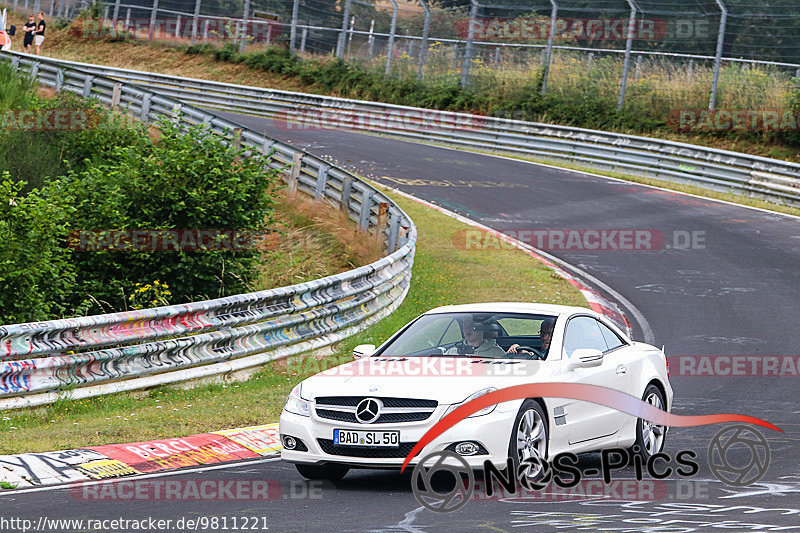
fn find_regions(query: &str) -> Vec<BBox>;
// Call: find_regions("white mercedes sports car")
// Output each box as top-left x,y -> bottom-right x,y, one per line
280,303 -> 672,481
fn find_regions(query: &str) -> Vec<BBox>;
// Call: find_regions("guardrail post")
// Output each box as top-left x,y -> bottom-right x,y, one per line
617,0 -> 637,111
358,189 -> 373,230
460,0 -> 478,90
82,75 -> 94,97
387,211 -> 400,253
149,0 -> 159,41
300,27 -> 307,54
336,0 -> 352,58
171,102 -> 182,123
30,62 -> 39,81
203,19 -> 209,40
265,23 -> 273,49
315,165 -> 330,200
289,0 -> 300,51
688,58 -> 694,81
191,0 -> 201,44
239,0 -> 250,52
416,0 -> 430,81
261,137 -> 275,155
288,152 -> 302,194
54,68 -> 64,92
232,127 -> 242,151
11,56 -> 19,70
634,54 -> 642,80
541,0 -> 557,96
112,82 -> 122,111
125,9 -> 131,30
376,202 -> 389,239
709,0 -> 728,110
340,177 -> 353,213
140,93 -> 151,120
385,0 -> 398,75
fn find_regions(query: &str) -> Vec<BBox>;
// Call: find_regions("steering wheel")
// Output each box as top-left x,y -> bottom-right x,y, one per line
510,345 -> 543,360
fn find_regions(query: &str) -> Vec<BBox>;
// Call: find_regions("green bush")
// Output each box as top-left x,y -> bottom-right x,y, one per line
0,61 -> 38,110
0,177 -> 76,324
65,118 -> 281,312
0,91 -> 140,193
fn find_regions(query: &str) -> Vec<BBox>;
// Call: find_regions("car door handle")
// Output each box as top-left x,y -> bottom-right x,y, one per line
616,364 -> 628,374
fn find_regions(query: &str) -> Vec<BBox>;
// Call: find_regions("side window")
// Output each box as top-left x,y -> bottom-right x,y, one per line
563,316 -> 608,358
439,318 -> 463,345
597,320 -> 626,352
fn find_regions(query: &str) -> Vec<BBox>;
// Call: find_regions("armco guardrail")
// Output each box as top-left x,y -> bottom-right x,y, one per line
0,51 -> 416,410
37,57 -> 800,207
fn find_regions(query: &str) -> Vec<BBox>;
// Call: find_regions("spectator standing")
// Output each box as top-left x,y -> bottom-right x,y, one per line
23,14 -> 36,53
34,12 -> 45,55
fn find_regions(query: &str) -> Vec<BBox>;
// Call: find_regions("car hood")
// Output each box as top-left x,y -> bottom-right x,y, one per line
301,356 -> 543,404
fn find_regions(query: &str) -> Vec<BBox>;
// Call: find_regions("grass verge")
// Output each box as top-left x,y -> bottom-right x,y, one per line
0,189 -> 584,454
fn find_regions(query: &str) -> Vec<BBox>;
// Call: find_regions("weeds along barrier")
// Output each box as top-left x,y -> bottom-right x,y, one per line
16,53 -> 800,206
0,50 -> 416,410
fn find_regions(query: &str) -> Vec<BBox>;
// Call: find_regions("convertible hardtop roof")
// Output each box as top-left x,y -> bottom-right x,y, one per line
424,302 -> 592,317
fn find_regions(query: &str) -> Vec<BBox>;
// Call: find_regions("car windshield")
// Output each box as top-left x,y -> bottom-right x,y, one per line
374,312 -> 557,360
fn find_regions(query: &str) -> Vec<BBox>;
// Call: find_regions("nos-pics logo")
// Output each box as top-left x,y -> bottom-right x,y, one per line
411,424 -> 771,513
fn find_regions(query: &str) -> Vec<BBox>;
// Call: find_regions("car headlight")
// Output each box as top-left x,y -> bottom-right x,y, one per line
441,387 -> 498,419
284,383 -> 310,417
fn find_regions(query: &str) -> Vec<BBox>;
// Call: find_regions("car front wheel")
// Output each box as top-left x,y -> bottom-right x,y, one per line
509,400 -> 549,486
633,384 -> 667,460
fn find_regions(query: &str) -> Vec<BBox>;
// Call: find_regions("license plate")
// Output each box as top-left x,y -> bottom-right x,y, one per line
333,429 -> 400,447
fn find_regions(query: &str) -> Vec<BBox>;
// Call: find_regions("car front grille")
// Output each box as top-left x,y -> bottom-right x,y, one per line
314,396 -> 438,425
315,397 -> 438,408
317,439 -> 416,458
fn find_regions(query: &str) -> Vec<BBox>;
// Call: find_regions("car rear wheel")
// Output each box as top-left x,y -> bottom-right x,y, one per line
509,400 -> 549,486
633,384 -> 667,460
295,463 -> 350,481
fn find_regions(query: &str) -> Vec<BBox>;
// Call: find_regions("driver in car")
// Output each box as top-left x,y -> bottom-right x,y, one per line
445,315 -> 506,357
507,318 -> 554,358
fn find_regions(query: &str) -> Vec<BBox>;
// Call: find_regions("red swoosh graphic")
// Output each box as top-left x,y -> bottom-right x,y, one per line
400,383 -> 780,472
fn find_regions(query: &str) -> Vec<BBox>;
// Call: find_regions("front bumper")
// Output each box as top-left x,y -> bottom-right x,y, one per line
280,403 -> 517,470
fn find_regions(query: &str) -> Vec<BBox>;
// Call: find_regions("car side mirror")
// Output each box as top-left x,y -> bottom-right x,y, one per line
353,344 -> 376,359
568,348 -> 604,370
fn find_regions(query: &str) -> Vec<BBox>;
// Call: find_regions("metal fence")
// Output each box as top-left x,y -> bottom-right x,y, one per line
5,0 -> 797,111
28,54 -> 800,206
0,50 -> 417,410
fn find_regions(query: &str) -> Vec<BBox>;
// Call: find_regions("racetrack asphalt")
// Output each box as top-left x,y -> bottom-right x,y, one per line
3,112 -> 799,532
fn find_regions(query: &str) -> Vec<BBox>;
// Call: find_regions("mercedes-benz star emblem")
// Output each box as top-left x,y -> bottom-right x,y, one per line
355,398 -> 382,424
